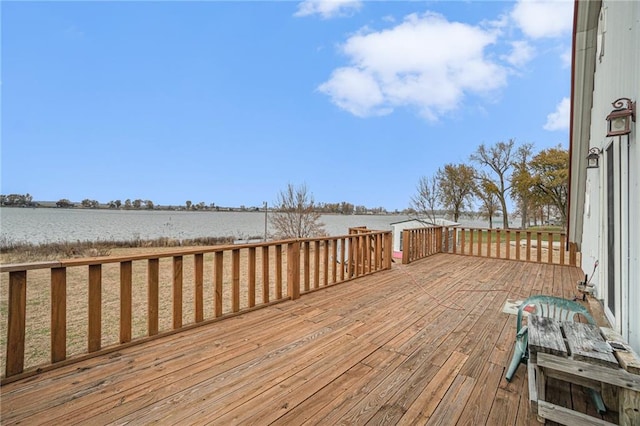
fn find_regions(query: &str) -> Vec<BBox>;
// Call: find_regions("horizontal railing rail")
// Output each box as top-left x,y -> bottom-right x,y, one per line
1,230 -> 392,382
401,226 -> 579,267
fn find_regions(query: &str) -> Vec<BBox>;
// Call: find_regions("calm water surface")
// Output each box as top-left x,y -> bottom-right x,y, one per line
1,208 -> 415,244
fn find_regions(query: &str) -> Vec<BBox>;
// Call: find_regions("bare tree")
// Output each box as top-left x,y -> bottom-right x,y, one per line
470,139 -> 515,229
270,183 -> 326,239
437,164 -> 476,222
410,175 -> 439,223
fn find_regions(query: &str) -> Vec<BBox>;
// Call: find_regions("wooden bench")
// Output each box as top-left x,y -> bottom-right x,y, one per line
527,316 -> 640,425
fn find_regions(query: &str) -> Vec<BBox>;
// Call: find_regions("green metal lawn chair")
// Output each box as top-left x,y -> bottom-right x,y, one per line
504,295 -> 606,413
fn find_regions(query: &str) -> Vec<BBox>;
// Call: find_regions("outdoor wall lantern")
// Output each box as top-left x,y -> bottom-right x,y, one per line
586,147 -> 601,169
605,97 -> 636,136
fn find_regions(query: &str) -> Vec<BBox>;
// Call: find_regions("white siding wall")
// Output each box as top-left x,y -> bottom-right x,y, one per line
581,1 -> 639,350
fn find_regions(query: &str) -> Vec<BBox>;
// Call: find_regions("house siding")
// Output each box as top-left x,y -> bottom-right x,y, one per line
576,0 -> 639,351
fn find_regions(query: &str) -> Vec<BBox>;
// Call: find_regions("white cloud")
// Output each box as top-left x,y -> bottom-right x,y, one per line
544,97 -> 570,131
294,0 -> 363,19
511,0 -> 574,39
318,12 -> 507,120
502,40 -> 535,67
317,68 -> 390,117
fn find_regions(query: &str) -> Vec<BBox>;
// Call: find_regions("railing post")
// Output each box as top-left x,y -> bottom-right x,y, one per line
536,233 -> 543,263
340,238 -> 346,279
51,267 -> 67,363
173,256 -> 183,329
505,230 -> 511,260
232,249 -> 240,312
275,245 -> 283,299
384,232 -> 392,270
262,246 -> 270,303
303,241 -> 310,291
569,242 -> 578,267
323,240 -> 329,284
374,234 -> 381,271
444,227 -> 450,253
214,251 -> 224,317
89,264 -> 103,351
452,228 -> 458,254
147,259 -> 159,336
332,239 -> 339,281
402,229 -> 410,264
120,261 -> 132,343
194,254 -> 204,322
287,241 -> 300,300
6,270 -> 27,377
314,241 -> 320,289
248,247 -> 256,308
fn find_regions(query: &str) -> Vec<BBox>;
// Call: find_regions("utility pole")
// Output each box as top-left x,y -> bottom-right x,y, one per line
264,201 -> 268,242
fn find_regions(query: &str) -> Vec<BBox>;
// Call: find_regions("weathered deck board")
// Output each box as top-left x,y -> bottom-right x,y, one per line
1,254 -> 605,425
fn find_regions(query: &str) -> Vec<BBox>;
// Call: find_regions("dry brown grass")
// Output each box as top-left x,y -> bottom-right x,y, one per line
0,243 -> 340,376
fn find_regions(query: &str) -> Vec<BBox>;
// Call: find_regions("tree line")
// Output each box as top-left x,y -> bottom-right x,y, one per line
268,140 -> 570,240
5,139 -> 568,242
410,139 -> 568,229
1,194 -> 393,215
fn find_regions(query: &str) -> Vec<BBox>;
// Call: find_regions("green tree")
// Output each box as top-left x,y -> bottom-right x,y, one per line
270,183 -> 326,239
56,199 -> 73,208
185,200 -> 192,210
530,146 -> 569,227
470,139 -> 516,229
510,143 -> 535,229
475,180 -> 501,228
340,201 -> 354,215
437,164 -> 476,222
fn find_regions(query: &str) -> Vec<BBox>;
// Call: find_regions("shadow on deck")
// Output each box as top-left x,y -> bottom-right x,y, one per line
1,254 -> 611,425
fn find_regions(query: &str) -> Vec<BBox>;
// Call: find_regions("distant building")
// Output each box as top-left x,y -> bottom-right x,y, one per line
390,218 -> 460,259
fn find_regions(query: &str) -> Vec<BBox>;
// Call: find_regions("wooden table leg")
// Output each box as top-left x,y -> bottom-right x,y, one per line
619,388 -> 640,426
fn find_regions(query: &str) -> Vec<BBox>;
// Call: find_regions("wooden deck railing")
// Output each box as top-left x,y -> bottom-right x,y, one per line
401,226 -> 443,264
401,226 -> 579,266
1,230 -> 392,382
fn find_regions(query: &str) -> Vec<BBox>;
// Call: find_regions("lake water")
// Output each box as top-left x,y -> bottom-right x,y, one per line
0,208 -> 495,245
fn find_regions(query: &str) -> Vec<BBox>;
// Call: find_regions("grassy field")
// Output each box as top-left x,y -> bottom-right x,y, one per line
0,235 -> 242,264
0,240 -> 333,376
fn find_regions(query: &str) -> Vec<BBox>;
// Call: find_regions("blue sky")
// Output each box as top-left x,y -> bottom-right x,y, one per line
1,0 -> 573,211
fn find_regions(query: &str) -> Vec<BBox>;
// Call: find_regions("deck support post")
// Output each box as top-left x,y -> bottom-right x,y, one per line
287,241 -> 300,300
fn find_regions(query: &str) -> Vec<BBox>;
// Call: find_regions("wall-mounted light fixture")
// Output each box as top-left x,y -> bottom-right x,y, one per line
606,97 -> 636,136
586,147 -> 601,169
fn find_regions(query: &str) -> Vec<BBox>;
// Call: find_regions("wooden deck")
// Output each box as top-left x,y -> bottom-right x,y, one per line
1,254 -> 612,425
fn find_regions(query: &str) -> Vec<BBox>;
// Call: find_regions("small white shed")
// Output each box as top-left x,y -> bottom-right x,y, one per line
390,218 -> 460,259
